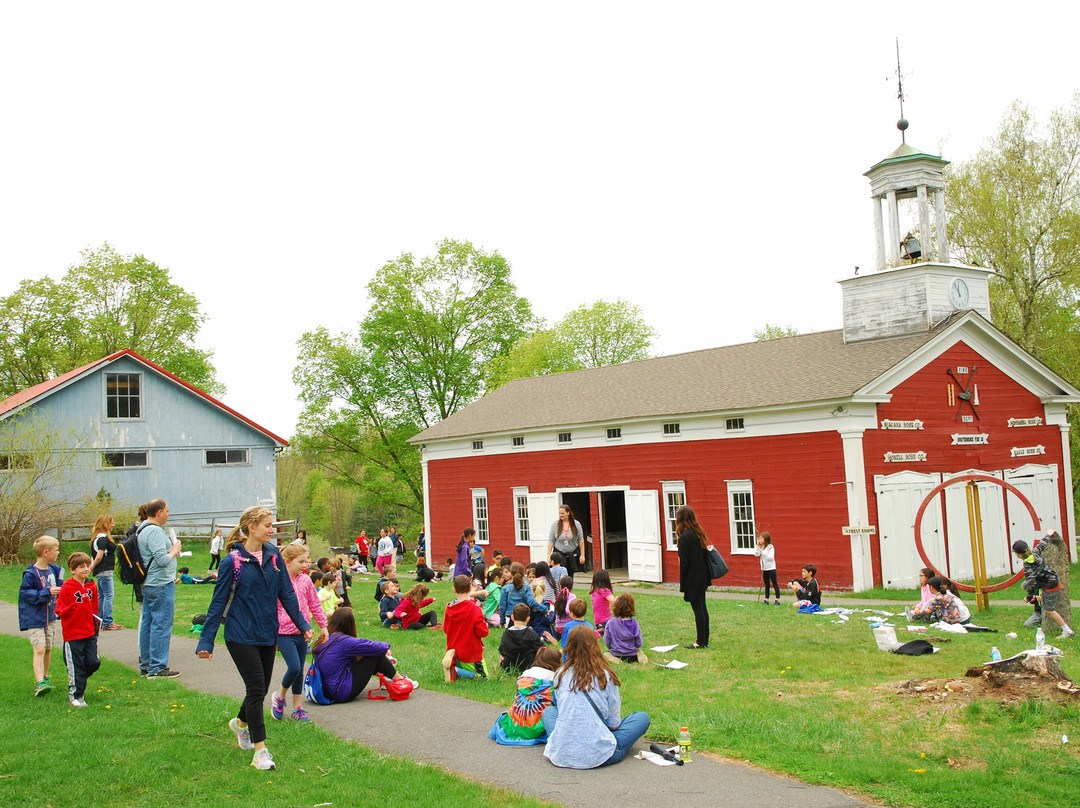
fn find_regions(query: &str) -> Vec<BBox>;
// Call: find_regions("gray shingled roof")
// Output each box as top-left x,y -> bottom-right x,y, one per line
412,329 -> 938,442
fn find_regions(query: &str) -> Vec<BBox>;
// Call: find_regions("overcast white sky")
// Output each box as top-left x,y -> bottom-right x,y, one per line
3,2 -> 1079,439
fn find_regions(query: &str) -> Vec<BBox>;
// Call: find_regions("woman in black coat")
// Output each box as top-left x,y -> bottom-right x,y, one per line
677,505 -> 711,649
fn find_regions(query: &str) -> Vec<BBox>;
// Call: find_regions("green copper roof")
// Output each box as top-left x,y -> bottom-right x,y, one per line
865,142 -> 949,175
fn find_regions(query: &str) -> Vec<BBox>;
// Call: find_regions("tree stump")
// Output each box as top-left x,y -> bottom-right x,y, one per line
966,652 -> 1071,681
1039,534 -> 1072,633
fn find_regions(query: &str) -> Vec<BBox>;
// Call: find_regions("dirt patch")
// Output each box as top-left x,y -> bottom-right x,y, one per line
895,654 -> 1080,706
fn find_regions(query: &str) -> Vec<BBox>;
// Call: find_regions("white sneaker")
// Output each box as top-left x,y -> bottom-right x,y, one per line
1062,626 -> 1075,638
229,717 -> 255,750
69,697 -> 88,708
251,748 -> 276,770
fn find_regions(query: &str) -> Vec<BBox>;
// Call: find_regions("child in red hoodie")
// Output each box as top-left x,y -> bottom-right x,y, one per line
55,552 -> 101,707
442,574 -> 489,681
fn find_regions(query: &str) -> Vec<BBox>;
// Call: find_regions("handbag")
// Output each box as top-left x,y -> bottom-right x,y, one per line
705,545 -> 729,580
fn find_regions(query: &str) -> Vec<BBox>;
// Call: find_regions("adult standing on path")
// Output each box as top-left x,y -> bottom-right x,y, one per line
548,504 -> 585,577
197,506 -> 312,771
138,499 -> 183,677
90,514 -> 121,630
676,505 -> 710,649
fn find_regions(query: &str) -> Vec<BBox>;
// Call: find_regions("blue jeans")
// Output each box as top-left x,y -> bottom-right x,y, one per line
542,705 -> 651,766
139,583 -> 175,674
97,572 -> 115,628
277,633 -> 309,694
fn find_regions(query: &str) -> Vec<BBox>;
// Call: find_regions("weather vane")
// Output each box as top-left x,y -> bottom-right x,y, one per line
893,38 -> 909,143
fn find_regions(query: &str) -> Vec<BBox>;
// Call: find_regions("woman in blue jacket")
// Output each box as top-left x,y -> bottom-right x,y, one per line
197,506 -> 312,771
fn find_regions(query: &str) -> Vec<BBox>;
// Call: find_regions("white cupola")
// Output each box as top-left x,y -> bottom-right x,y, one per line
839,118 -> 993,343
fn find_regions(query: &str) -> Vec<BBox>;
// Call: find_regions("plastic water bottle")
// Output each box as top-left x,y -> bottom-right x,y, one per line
990,646 -> 1001,661
1036,627 -> 1046,651
678,726 -> 692,762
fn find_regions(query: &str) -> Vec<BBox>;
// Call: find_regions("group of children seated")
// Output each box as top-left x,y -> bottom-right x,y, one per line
370,550 -> 650,682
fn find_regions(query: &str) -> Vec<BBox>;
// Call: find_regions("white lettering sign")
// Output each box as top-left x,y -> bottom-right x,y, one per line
951,434 -> 989,445
880,419 -> 924,430
884,451 -> 927,463
1010,445 -> 1046,458
1008,417 -> 1043,428
842,525 -> 877,535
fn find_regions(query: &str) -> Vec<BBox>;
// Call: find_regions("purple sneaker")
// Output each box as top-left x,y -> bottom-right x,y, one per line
290,708 -> 311,722
271,693 -> 285,721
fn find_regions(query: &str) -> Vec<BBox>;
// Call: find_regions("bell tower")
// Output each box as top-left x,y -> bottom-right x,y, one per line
839,54 -> 993,344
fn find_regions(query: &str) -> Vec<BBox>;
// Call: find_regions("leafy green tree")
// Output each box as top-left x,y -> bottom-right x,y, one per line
753,323 -> 801,341
0,243 -> 221,398
946,97 -> 1080,373
294,239 -> 534,515
0,412 -> 92,560
486,298 -> 656,388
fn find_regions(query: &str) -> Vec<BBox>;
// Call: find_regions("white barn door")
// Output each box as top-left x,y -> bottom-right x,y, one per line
1004,463 -> 1060,552
626,490 -> 662,582
874,471 -> 944,589
526,493 -> 559,564
942,470 -> 1009,580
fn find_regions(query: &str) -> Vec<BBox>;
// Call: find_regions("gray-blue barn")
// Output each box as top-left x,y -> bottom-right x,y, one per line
0,349 -> 286,523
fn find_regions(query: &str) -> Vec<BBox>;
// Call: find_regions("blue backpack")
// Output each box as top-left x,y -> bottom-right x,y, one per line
303,636 -> 336,705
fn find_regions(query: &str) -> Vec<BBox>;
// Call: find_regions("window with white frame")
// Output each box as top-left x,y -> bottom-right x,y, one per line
472,488 -> 489,544
205,448 -> 250,466
661,481 -> 686,549
662,422 -> 680,436
606,427 -> 622,440
512,436 -> 525,447
102,451 -> 149,469
557,432 -> 572,444
725,417 -> 745,432
727,479 -> 756,552
105,372 -> 141,419
513,486 -> 530,545
472,440 -> 484,451
0,454 -> 32,471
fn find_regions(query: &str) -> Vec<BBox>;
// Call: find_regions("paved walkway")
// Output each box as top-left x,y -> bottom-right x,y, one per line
0,600 -> 868,808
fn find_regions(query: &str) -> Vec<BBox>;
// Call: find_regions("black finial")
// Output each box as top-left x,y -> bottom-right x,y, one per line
895,38 -> 908,143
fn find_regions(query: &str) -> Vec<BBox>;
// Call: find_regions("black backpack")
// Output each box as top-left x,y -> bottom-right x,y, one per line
117,523 -> 152,585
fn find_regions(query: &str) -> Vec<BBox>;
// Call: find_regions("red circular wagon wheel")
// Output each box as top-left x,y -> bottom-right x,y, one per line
912,473 -> 1039,593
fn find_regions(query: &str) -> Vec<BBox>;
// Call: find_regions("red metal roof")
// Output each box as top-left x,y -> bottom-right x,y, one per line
0,349 -> 288,446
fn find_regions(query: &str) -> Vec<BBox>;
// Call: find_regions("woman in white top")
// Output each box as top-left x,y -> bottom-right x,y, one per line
754,532 -> 780,605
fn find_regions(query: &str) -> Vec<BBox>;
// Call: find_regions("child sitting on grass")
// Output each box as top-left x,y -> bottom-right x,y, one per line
442,574 -> 490,681
393,583 -> 439,629
603,593 -> 647,664
19,536 -> 63,697
560,598 -> 594,657
489,646 -> 563,746
414,556 -> 441,583
590,568 -> 616,634
908,576 -> 971,625
553,576 -> 576,640
55,552 -> 101,707
788,564 -> 821,608
499,562 -> 551,629
379,580 -> 404,628
500,603 -> 544,672
318,572 -> 339,618
482,567 -> 506,627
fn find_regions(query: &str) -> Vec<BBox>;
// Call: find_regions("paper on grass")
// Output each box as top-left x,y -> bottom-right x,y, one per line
653,659 -> 688,669
651,644 -> 679,653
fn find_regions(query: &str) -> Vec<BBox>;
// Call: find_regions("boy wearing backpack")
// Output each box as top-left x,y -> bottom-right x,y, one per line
19,536 -> 64,696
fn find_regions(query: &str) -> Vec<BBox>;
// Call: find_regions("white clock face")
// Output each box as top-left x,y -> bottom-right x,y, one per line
949,278 -> 970,309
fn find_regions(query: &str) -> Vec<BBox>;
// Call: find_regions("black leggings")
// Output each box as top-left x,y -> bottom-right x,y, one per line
405,611 -> 438,629
688,593 -> 710,647
347,655 -> 398,702
226,642 -> 276,744
762,570 -> 780,599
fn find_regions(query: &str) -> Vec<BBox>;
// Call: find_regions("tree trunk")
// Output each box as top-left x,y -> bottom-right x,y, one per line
1040,535 -> 1072,633
966,652 -> 1071,681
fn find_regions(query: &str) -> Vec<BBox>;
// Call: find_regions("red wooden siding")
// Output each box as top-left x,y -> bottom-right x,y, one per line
425,431 -> 852,589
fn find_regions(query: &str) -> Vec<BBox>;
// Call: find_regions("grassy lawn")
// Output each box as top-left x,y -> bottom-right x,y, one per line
0,634 -> 552,808
4,558 -> 1079,808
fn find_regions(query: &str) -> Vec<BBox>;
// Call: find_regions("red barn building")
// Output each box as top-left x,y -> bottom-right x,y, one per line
411,142 -> 1080,592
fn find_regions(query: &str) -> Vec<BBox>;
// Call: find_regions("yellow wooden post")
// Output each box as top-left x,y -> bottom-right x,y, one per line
971,483 -> 990,611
